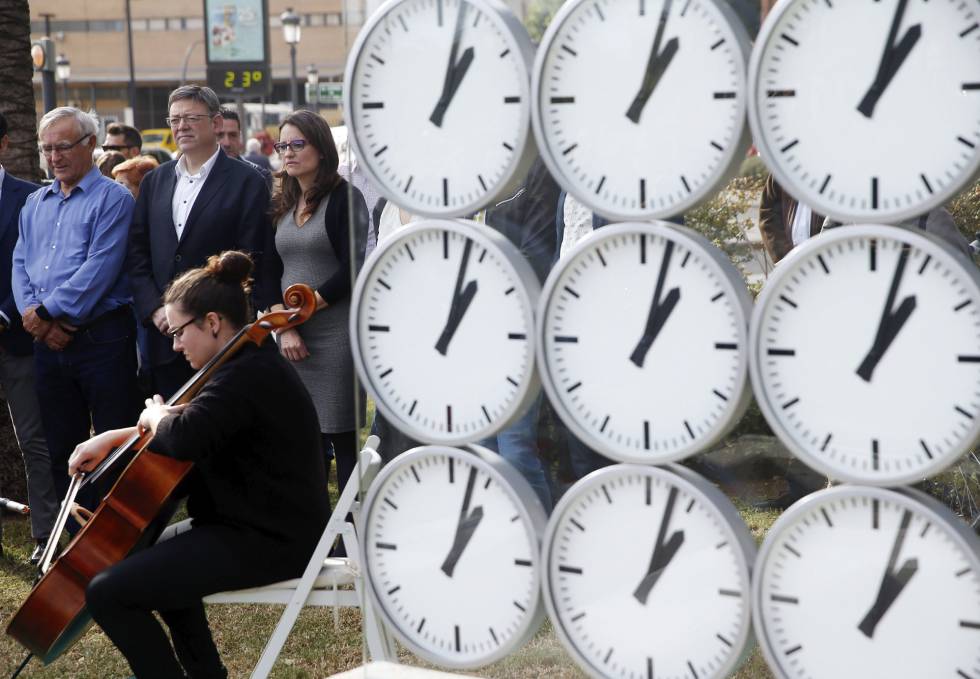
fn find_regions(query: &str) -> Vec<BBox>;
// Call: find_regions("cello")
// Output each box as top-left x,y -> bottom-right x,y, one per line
5,284 -> 317,666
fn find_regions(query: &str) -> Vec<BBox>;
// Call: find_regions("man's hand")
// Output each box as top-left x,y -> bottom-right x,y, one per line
278,328 -> 310,362
22,306 -> 51,339
152,307 -> 170,335
42,323 -> 75,351
137,394 -> 187,437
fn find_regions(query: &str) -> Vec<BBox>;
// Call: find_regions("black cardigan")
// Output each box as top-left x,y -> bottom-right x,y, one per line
150,343 -> 329,553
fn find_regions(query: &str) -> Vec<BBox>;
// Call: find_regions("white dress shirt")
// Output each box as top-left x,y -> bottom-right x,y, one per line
172,147 -> 221,240
791,202 -> 814,247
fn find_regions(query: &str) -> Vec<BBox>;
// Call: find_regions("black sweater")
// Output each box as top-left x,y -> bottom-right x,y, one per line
150,343 -> 329,555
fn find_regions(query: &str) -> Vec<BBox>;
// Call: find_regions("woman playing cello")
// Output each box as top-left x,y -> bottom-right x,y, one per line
68,251 -> 329,679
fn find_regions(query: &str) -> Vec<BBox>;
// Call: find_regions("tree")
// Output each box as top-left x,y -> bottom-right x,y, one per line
0,0 -> 41,182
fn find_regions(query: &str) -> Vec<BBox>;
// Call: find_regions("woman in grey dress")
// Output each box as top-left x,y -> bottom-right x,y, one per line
269,110 -> 368,494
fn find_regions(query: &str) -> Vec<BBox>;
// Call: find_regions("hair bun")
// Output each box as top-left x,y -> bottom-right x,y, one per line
206,250 -> 254,293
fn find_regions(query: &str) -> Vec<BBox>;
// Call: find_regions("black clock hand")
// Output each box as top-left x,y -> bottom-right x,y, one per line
435,237 -> 478,355
441,466 -> 484,577
630,241 -> 681,368
633,486 -> 685,604
626,0 -> 679,124
856,247 -> 916,382
430,1 -> 475,128
858,509 -> 918,638
857,0 -> 922,118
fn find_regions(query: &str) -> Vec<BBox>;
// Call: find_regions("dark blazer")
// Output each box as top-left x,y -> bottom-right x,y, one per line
127,149 -> 277,367
0,172 -> 40,356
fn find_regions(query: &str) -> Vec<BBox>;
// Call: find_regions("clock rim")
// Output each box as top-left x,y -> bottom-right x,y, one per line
535,221 -> 754,464
748,223 -> 980,486
750,483 -> 980,679
343,0 -> 537,219
350,218 -> 543,446
529,0 -> 753,222
358,444 -> 547,669
746,0 -> 980,225
540,463 -> 757,679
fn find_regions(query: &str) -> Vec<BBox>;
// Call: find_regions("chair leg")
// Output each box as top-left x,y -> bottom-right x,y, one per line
344,531 -> 397,661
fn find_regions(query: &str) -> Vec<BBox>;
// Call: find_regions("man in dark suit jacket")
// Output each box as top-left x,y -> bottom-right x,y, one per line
0,112 -> 58,562
127,85 -> 277,399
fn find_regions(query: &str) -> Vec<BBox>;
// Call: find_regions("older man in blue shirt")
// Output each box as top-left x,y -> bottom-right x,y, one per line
13,107 -> 139,510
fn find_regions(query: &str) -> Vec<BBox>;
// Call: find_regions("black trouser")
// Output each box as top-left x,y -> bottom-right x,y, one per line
86,524 -> 305,679
321,430 -> 357,494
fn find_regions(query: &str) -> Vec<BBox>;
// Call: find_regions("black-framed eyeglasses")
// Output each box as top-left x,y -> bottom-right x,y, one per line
167,317 -> 199,339
165,114 -> 211,127
273,139 -> 308,155
38,134 -> 92,157
101,144 -> 133,153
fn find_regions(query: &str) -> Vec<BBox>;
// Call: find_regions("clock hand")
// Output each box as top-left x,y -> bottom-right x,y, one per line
856,247 -> 916,382
430,1 -> 475,128
858,509 -> 918,638
633,486 -> 685,604
626,0 -> 680,124
441,466 -> 484,577
857,0 -> 922,118
435,237 -> 479,355
630,241 -> 681,368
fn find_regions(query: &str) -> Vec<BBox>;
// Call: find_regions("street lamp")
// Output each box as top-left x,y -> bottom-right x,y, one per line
280,8 -> 301,110
56,53 -> 70,106
306,64 -> 319,113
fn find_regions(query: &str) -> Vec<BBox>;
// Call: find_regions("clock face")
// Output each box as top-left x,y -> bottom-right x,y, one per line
531,0 -> 751,221
542,464 -> 756,679
748,0 -> 980,224
359,445 -> 546,668
749,224 -> 980,486
344,0 -> 535,218
537,222 -> 752,464
753,485 -> 980,679
350,219 -> 540,444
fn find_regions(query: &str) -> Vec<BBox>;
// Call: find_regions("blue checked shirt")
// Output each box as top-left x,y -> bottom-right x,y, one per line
13,165 -> 134,325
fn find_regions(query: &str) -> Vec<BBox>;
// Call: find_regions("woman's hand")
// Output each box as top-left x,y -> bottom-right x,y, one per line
68,427 -> 138,475
137,395 -> 187,437
278,327 -> 310,362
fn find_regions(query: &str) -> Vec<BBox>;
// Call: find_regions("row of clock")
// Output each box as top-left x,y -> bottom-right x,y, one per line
350,218 -> 980,487
344,0 -> 980,224
357,444 -> 980,679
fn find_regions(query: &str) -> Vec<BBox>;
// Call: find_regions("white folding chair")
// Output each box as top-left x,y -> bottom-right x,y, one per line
204,435 -> 396,678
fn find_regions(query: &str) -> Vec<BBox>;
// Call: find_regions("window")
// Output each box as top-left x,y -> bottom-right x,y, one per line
185,17 -> 203,30
131,19 -> 149,31
148,18 -> 166,31
326,12 -> 342,26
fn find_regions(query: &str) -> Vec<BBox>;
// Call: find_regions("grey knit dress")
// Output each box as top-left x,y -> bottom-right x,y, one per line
275,197 -> 358,433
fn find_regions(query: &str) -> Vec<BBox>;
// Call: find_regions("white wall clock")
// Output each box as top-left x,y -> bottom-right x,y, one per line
750,224 -> 980,486
359,444 -> 547,668
537,222 -> 752,464
344,0 -> 535,218
753,485 -> 980,679
530,0 -> 751,221
748,0 -> 980,224
542,463 -> 756,679
351,219 -> 540,444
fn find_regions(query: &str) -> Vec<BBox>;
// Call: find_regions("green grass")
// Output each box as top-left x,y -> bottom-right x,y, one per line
0,497 -> 779,678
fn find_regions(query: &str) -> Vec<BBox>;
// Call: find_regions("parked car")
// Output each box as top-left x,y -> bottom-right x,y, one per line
141,128 -> 177,153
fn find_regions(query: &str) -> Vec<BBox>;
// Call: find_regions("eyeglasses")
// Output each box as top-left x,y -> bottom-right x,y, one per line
165,114 -> 211,127
167,317 -> 199,339
273,140 -> 309,155
101,144 -> 133,152
39,134 -> 91,157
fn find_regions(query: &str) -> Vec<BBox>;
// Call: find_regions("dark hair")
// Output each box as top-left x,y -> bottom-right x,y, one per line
168,85 -> 221,116
163,251 -> 254,328
218,108 -> 240,126
106,123 -> 142,149
97,151 -> 127,177
270,110 -> 341,225
0,112 -> 8,139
